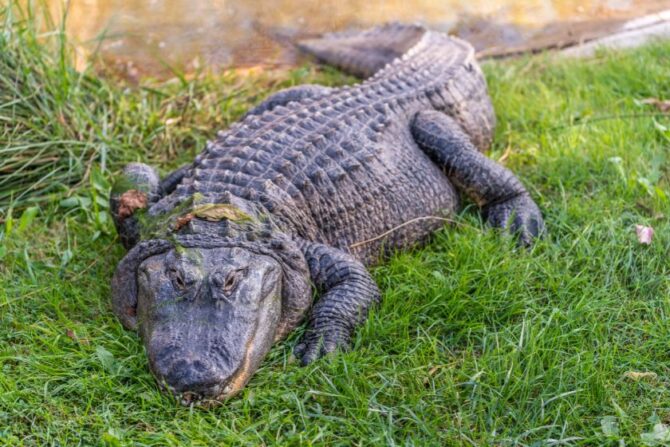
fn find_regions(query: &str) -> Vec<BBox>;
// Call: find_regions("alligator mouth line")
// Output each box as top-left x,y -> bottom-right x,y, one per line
165,339 -> 257,406
156,369 -> 237,407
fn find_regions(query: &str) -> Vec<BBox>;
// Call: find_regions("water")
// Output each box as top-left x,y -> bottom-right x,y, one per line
51,0 -> 669,76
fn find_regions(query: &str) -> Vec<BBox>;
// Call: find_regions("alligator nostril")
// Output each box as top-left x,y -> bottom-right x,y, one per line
164,359 -> 189,384
192,360 -> 207,373
154,344 -> 179,364
162,359 -> 227,395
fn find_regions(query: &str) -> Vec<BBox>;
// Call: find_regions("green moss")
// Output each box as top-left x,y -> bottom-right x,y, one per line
136,197 -> 257,241
136,196 -> 194,240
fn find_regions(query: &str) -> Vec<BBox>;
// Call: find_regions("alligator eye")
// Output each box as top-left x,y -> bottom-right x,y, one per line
168,267 -> 189,291
213,268 -> 247,296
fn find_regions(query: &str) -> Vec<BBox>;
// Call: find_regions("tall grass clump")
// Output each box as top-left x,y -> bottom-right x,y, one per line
0,1 -> 339,214
0,2 -> 121,207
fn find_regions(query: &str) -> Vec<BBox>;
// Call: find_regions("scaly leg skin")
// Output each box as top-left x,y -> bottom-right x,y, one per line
411,110 -> 545,246
295,241 -> 381,365
243,84 -> 333,118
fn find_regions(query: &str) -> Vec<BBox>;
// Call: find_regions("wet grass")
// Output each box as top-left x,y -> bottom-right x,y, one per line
1,3 -> 670,446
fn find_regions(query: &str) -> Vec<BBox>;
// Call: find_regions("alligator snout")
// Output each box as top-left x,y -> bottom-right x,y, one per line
152,355 -> 234,403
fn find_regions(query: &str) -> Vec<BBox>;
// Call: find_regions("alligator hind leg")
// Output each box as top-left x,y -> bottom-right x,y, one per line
411,110 -> 545,245
243,84 -> 332,118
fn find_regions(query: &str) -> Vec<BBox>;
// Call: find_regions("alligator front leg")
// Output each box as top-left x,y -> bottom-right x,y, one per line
411,110 -> 545,245
295,241 -> 381,365
244,84 -> 333,118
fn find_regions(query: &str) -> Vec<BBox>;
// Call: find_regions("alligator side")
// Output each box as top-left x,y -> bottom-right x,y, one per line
109,23 -> 544,405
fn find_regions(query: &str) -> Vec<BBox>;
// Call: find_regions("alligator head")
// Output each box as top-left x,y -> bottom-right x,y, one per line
110,234 -> 312,405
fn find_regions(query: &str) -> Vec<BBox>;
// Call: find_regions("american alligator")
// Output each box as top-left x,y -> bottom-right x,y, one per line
110,23 -> 544,404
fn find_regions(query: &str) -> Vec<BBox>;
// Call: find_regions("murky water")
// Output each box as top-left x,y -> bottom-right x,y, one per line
49,0 -> 669,76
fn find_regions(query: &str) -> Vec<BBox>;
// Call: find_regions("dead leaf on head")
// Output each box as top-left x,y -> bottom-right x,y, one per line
192,203 -> 252,222
118,189 -> 148,219
173,213 -> 194,231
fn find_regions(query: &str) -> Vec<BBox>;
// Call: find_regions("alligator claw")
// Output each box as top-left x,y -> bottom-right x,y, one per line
484,193 -> 545,246
294,327 -> 351,365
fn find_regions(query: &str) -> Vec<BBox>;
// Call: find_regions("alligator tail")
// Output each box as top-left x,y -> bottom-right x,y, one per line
297,23 -> 426,78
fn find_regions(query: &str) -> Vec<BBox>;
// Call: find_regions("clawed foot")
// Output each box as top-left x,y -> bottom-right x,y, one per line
294,326 -> 351,366
484,193 -> 545,246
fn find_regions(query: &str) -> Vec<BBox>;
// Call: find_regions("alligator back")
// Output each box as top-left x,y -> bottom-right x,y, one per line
152,24 -> 496,265
298,23 -> 495,150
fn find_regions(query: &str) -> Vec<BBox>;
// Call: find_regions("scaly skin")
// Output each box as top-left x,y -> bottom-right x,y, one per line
109,23 -> 544,404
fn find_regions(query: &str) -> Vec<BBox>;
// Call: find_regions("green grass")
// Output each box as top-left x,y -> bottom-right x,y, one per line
0,1 -> 349,210
1,3 -> 670,446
